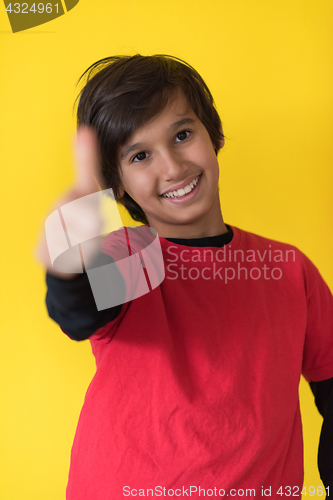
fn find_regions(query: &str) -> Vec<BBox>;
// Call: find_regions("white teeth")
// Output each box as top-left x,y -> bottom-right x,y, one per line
162,175 -> 200,198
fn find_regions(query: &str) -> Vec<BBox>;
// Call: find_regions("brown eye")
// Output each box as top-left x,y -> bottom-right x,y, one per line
132,152 -> 148,162
176,130 -> 190,142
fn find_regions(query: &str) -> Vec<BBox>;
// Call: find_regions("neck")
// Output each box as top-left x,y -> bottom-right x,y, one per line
149,193 -> 228,239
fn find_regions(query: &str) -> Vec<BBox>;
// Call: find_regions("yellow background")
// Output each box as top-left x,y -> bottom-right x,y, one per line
0,1 -> 332,498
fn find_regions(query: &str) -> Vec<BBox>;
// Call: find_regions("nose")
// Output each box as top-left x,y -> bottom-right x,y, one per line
159,149 -> 189,180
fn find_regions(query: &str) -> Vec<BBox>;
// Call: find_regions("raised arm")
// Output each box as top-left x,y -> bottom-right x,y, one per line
35,127 -> 126,340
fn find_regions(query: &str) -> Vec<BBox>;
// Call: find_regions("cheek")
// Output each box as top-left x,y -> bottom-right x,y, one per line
126,172 -> 156,201
193,138 -> 216,163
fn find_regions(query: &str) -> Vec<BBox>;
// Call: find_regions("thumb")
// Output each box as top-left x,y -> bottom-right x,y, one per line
73,126 -> 104,195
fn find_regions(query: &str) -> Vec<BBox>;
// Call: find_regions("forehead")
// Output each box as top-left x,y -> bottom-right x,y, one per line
156,88 -> 193,118
132,89 -> 197,136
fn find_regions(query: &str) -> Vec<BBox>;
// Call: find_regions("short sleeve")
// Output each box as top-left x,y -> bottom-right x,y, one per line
301,253 -> 333,382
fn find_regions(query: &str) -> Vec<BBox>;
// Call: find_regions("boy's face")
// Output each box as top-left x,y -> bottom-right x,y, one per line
118,89 -> 227,239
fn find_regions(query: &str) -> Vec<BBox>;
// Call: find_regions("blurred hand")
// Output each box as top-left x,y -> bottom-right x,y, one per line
35,127 -> 106,279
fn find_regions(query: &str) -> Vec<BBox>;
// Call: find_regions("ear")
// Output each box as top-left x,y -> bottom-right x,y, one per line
219,123 -> 225,149
215,128 -> 225,155
215,138 -> 225,156
219,125 -> 225,149
116,186 -> 125,199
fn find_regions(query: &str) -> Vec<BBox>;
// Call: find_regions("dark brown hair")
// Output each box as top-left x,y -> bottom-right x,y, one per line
76,54 -> 224,225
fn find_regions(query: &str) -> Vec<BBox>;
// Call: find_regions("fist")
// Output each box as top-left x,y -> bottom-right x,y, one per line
35,127 -> 115,279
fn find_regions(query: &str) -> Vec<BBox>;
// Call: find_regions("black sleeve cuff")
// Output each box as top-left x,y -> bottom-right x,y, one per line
310,378 -> 333,491
45,253 -> 125,341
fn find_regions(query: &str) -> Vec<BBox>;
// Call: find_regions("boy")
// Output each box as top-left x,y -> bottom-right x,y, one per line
37,55 -> 333,498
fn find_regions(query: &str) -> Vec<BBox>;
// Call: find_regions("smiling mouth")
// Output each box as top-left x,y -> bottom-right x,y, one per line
160,174 -> 202,199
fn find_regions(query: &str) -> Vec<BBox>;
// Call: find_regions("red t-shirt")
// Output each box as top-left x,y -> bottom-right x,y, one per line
66,225 -> 333,499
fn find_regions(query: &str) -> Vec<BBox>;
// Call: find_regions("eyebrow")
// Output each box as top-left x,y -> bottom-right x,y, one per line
120,117 -> 196,160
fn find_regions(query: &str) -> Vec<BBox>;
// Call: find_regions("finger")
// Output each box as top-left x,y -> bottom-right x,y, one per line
74,126 -> 104,194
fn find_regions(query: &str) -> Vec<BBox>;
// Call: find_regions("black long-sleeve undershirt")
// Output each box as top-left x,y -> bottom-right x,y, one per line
46,251 -> 125,341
